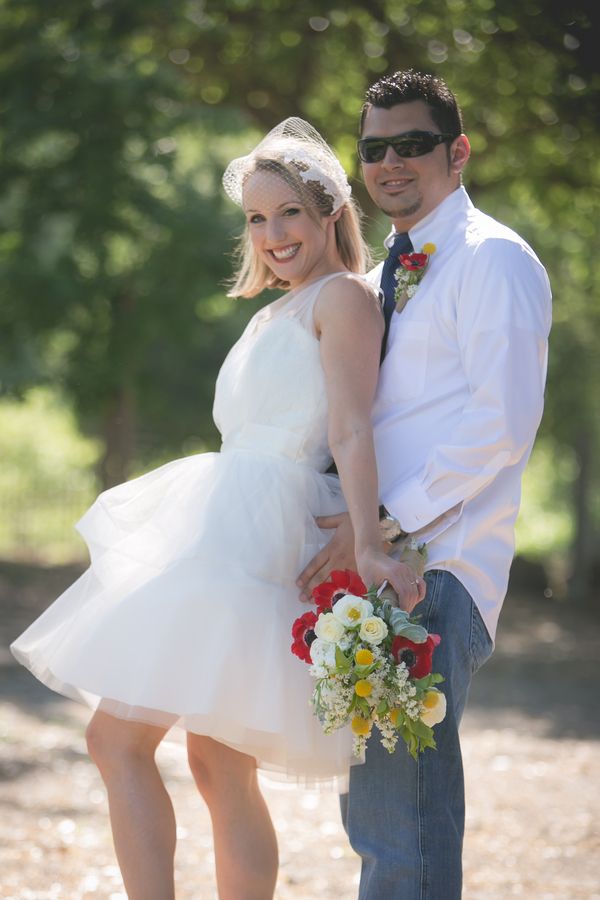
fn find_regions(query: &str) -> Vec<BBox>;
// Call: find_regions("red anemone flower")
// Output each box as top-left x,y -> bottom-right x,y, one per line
291,610 -> 319,664
391,633 -> 441,678
311,569 -> 368,613
399,252 -> 428,271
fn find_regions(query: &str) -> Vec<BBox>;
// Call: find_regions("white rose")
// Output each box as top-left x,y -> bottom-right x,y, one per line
310,638 -> 337,667
332,595 -> 374,627
314,612 -> 345,643
359,616 -> 389,645
420,690 -> 447,727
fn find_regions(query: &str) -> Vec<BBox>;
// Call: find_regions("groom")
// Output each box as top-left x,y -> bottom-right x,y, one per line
298,70 -> 552,898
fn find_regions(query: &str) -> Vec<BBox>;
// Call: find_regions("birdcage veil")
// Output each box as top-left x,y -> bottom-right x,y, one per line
222,117 -> 352,213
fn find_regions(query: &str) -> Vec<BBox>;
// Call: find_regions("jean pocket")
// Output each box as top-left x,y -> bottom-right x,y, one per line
469,601 -> 494,674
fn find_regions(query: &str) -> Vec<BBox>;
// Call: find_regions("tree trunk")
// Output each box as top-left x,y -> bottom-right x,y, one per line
98,288 -> 137,489
98,382 -> 136,489
569,428 -> 594,605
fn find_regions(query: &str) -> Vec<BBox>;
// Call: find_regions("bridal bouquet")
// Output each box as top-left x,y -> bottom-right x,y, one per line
291,569 -> 445,758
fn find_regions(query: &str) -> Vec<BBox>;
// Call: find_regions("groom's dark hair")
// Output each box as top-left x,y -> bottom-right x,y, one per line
360,69 -> 464,138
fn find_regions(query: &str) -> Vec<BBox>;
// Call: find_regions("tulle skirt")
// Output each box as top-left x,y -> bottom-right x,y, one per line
11,447 -> 358,785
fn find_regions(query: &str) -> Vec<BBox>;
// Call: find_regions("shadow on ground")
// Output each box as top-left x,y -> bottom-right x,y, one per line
1,558 -> 599,900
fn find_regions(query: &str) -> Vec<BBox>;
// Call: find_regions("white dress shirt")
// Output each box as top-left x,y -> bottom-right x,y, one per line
368,186 -> 552,639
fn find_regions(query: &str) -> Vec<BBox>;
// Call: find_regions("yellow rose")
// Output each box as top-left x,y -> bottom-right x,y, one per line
351,716 -> 371,736
355,648 -> 374,666
389,708 -> 400,726
354,679 -> 373,697
422,242 -> 437,255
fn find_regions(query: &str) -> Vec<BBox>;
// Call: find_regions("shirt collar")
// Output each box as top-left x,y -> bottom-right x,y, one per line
383,186 -> 473,252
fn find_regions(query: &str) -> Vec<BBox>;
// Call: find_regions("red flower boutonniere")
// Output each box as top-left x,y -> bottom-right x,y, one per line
394,242 -> 437,312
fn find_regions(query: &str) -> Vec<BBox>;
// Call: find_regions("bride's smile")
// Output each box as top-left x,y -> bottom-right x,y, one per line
269,242 -> 301,261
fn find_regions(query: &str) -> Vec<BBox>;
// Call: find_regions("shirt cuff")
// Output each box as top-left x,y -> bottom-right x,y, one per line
384,476 -> 462,536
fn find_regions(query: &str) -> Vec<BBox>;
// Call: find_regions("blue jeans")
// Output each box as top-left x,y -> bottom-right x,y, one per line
340,570 -> 494,900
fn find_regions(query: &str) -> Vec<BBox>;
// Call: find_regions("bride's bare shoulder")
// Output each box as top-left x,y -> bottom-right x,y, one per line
315,272 -> 383,332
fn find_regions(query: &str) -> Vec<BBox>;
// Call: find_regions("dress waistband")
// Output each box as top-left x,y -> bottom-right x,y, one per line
221,423 -> 307,461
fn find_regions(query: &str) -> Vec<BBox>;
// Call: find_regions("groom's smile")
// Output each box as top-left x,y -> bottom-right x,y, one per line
379,175 -> 414,193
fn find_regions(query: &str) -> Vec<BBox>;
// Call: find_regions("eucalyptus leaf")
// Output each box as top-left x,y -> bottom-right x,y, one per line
387,608 -> 412,634
392,621 -> 428,642
376,600 -> 394,624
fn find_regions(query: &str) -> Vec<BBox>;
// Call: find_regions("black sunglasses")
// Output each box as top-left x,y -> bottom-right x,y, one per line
357,130 -> 457,163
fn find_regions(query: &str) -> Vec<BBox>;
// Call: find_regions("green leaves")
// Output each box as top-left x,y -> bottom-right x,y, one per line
393,621 -> 429,642
395,714 -> 437,760
412,673 -> 445,692
334,646 -> 352,671
378,600 -> 429,642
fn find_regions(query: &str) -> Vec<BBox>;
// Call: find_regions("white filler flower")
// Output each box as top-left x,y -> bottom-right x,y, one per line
310,638 -> 338,667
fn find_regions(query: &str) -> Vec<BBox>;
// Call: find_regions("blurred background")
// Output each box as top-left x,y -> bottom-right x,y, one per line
0,0 -> 598,604
1,4 -> 599,898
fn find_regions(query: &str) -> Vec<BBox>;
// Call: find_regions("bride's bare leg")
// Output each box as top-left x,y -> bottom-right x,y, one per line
187,734 -> 278,900
86,711 -> 174,900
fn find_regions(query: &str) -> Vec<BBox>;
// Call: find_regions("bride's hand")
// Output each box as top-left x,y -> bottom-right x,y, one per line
296,512 -> 356,601
356,547 -> 426,613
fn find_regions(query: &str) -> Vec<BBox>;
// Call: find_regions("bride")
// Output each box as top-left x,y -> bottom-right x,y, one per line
11,118 -> 424,899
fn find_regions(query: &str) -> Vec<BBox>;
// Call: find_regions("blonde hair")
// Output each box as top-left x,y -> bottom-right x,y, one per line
227,158 -> 371,298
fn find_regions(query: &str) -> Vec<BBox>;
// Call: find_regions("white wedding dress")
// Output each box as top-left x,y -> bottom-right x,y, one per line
11,272 -> 361,784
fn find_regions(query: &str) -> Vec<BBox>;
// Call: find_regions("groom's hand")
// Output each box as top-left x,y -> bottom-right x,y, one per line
296,512 -> 356,601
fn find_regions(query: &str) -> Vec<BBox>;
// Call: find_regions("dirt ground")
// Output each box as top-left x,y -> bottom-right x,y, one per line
1,561 -> 599,900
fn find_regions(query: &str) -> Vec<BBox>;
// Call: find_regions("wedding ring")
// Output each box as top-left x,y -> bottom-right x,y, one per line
409,579 -> 418,585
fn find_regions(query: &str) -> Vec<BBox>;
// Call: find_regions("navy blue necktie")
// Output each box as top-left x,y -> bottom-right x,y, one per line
380,231 -> 413,359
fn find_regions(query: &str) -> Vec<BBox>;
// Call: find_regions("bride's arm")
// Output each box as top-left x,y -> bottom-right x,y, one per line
314,276 -> 425,612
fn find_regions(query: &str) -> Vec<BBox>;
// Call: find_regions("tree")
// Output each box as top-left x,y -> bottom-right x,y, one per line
0,1 -> 257,484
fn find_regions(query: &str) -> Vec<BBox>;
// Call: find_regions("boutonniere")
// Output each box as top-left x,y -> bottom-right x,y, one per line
394,243 -> 437,313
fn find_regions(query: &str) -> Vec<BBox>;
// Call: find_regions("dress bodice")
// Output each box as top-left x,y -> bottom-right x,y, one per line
213,273 -> 347,472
